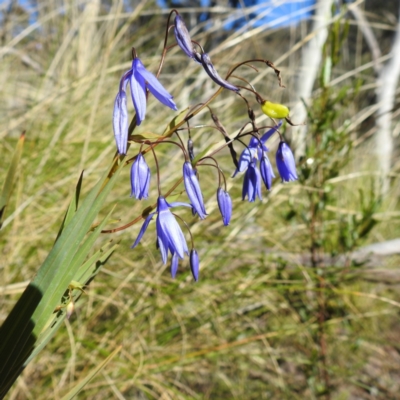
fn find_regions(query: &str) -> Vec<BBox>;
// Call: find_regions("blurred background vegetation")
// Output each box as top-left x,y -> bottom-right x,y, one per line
1,0 -> 400,398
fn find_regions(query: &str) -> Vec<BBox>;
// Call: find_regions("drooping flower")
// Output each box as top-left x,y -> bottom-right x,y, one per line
130,153 -> 151,200
233,123 -> 281,176
183,162 -> 207,219
276,141 -> 298,182
174,14 -> 194,59
132,196 -> 189,264
242,161 -> 262,202
190,249 -> 199,281
260,154 -> 275,190
200,53 -> 239,92
217,188 -> 232,226
129,58 -> 178,125
112,58 -> 178,153
112,81 -> 129,155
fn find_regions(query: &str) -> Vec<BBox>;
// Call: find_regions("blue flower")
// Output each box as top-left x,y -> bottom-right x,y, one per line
112,59 -> 177,153
233,123 -> 282,176
217,188 -> 232,225
174,14 -> 195,59
190,249 -> 199,281
129,58 -> 178,125
130,153 -> 151,200
132,196 -> 189,264
242,161 -> 262,202
183,162 -> 207,219
260,154 -> 275,190
276,142 -> 298,182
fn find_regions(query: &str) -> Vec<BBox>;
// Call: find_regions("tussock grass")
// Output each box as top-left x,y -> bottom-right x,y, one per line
1,0 -> 400,398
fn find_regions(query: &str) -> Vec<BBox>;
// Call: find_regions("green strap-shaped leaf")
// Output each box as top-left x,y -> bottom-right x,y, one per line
24,243 -> 118,369
0,157 -> 123,395
55,171 -> 84,241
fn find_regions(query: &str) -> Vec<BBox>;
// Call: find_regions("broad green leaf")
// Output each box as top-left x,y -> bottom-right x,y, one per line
0,156 -> 123,395
33,205 -> 116,338
61,345 -> 122,400
0,132 -> 25,229
74,242 -> 118,284
162,108 -> 189,137
55,172 -> 83,241
24,243 -> 118,368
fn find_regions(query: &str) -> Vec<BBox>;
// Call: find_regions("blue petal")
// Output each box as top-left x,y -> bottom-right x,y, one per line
134,58 -> 178,111
260,154 -> 275,190
183,162 -> 207,219
168,201 -> 192,208
156,197 -> 188,263
170,252 -> 179,278
112,91 -> 129,155
130,59 -> 147,125
131,212 -> 155,248
236,147 -> 257,173
243,163 -> 262,202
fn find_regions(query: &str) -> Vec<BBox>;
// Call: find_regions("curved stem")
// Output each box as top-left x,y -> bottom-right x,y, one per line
226,59 -> 284,88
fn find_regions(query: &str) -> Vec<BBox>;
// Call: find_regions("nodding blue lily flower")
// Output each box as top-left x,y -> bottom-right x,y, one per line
260,154 -> 275,190
242,161 -> 262,202
114,58 -> 178,132
276,141 -> 298,182
183,162 -> 207,219
201,53 -> 239,92
233,122 -> 282,177
190,249 -> 199,281
132,196 -> 189,264
174,14 -> 195,59
217,188 -> 232,226
130,153 -> 150,200
129,58 -> 177,125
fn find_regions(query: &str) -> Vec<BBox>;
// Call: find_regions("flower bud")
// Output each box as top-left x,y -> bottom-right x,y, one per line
174,15 -> 195,59
130,153 -> 151,200
217,188 -> 232,226
201,53 -> 239,92
190,249 -> 199,281
66,301 -> 74,320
